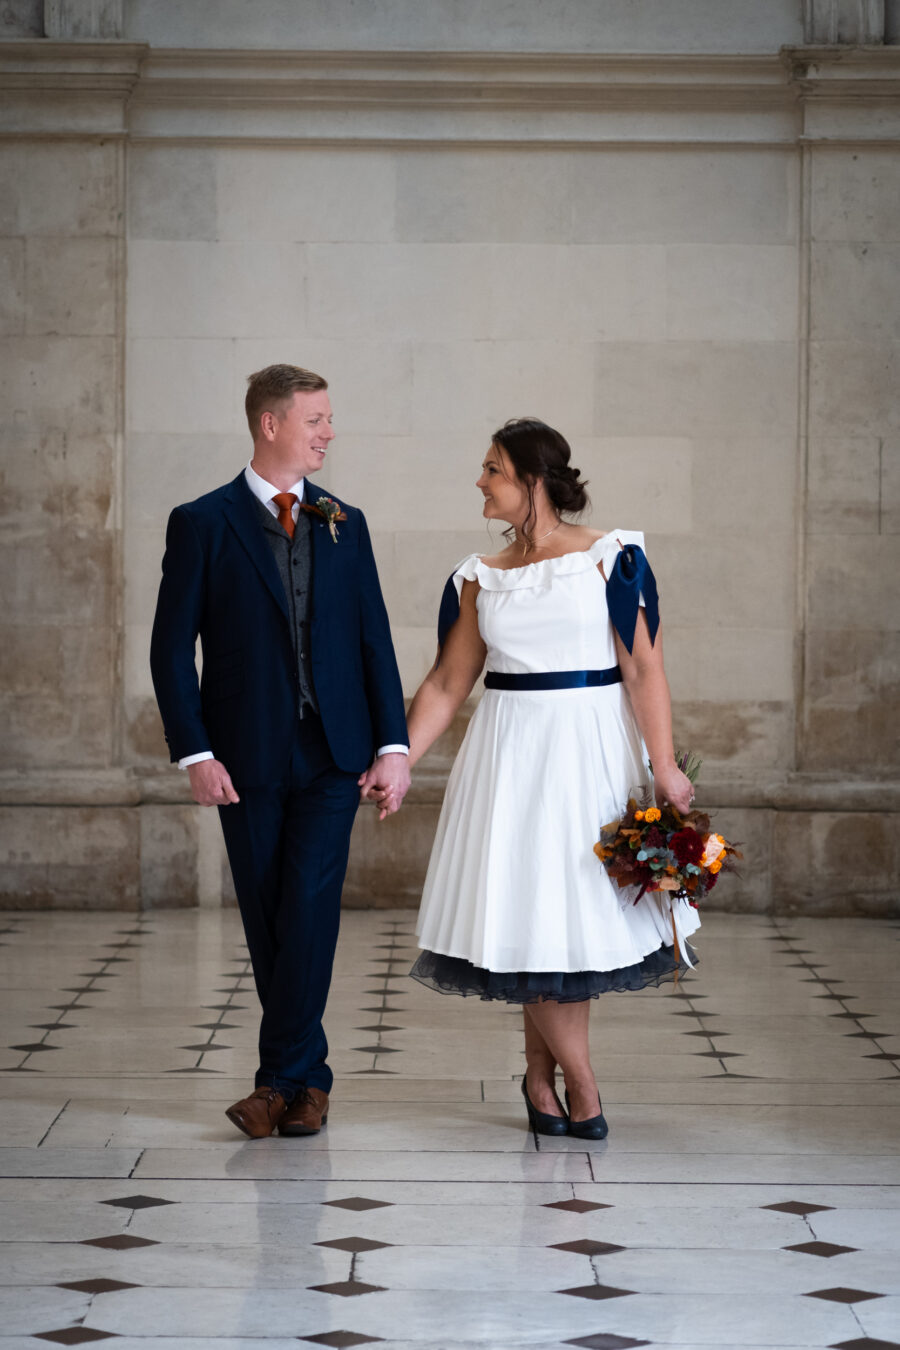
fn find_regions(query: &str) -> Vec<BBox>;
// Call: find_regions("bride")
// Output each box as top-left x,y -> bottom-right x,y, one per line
378,417 -> 698,1139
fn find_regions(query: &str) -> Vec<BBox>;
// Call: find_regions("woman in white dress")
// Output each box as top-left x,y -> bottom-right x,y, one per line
396,419 -> 699,1139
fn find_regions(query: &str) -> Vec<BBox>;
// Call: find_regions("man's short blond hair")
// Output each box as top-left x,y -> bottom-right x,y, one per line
245,364 -> 328,436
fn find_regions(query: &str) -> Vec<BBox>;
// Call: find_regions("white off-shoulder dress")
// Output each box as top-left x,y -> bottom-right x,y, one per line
411,531 -> 701,1002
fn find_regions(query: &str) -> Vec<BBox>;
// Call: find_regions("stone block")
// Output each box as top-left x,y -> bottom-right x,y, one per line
690,436 -> 796,534
811,242 -> 900,343
575,438 -> 693,535
881,437 -> 900,534
0,529 -> 113,626
571,149 -> 797,245
0,806 -> 140,908
801,701 -> 900,773
373,529 -> 490,629
0,238 -> 25,335
801,626 -> 900,773
396,149 -> 574,244
140,804 -> 198,908
215,146 -> 396,243
44,0 -> 123,38
128,145 -> 217,242
411,340 -> 595,437
806,533 -> 900,632
811,147 -> 900,244
233,337 -> 413,438
126,691 -> 167,763
666,245 -> 798,342
128,240 -> 306,340
0,623 -> 112,698
126,433 -> 249,530
326,435 -> 493,535
807,437 -> 881,534
0,335 -> 117,437
486,244 -> 667,343
307,242 -> 494,343
1,1 -> 43,37
344,798 -> 441,906
0,429 -> 114,532
693,806 -> 773,914
772,810 -> 900,916
123,0 -> 802,53
391,624 -> 446,696
594,341 -> 797,437
126,525 -> 174,627
25,237 -> 117,337
804,0 -> 886,45
663,621 -> 794,704
0,141 -> 119,236
809,341 -> 900,439
670,697 -> 794,772
652,530 -> 794,630
127,338 -> 241,435
0,690 -> 115,768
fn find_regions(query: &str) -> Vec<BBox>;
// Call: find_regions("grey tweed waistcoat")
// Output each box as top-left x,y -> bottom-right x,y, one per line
252,495 -> 318,717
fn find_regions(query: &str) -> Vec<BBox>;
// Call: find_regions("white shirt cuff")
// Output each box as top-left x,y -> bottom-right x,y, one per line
178,751 -> 215,770
376,744 -> 409,757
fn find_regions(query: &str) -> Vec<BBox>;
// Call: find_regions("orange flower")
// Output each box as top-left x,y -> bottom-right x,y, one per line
634,810 -> 645,821
645,807 -> 662,823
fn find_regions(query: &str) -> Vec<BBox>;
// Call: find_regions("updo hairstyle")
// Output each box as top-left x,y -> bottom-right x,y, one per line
490,417 -> 589,550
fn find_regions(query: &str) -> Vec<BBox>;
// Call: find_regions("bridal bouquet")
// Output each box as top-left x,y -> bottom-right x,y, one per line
594,755 -> 740,980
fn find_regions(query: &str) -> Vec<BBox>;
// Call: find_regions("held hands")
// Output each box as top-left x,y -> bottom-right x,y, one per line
187,759 -> 240,807
653,761 -> 694,815
358,752 -> 411,821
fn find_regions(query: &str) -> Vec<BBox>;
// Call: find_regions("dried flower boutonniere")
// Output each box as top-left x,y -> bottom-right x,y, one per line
299,496 -> 347,542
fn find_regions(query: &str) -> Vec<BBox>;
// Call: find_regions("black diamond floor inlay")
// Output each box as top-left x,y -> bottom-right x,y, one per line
544,1199 -> 612,1213
100,1194 -> 175,1210
300,1335 -> 384,1348
785,1241 -> 858,1258
35,1331 -> 118,1345
81,1235 -> 159,1250
58,1279 -> 139,1294
354,1024 -> 404,1033
551,1239 -> 626,1256
763,1201 -> 835,1216
559,1284 -> 635,1301
352,1045 -> 401,1054
830,1339 -> 900,1350
806,1287 -> 885,1303
316,1236 -> 393,1253
565,1337 -> 651,1350
308,1280 -> 386,1297
324,1197 -> 393,1211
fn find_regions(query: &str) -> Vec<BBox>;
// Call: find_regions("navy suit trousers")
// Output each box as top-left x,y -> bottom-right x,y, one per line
218,714 -> 360,1097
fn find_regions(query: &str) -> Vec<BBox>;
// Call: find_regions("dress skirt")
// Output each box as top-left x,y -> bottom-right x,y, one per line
412,681 -> 701,1002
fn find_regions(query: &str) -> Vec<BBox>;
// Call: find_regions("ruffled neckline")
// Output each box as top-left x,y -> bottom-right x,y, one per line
456,531 -> 641,591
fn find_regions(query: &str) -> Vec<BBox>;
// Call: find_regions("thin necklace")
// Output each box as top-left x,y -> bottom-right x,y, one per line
521,519 -> 562,554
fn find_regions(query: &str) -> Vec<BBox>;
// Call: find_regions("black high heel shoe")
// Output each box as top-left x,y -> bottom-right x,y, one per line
521,1075 -> 569,1136
565,1089 -> 609,1140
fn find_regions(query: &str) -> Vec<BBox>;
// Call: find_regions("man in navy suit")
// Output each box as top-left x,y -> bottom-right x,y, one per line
150,364 -> 410,1139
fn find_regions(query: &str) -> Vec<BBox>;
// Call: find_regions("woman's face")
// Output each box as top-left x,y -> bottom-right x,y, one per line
476,443 -> 528,526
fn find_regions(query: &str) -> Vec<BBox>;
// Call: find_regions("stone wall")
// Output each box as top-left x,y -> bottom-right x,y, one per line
0,0 -> 898,915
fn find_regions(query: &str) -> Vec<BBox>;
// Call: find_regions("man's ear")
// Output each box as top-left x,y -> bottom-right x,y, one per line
259,409 -> 277,441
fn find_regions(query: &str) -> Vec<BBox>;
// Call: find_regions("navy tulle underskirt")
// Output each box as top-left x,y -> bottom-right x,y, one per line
409,939 -> 698,1004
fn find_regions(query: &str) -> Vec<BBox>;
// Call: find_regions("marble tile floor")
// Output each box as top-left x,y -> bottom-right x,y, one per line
0,907 -> 898,1350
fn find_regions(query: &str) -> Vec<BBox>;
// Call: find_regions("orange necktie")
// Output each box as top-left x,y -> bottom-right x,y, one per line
271,492 -> 298,539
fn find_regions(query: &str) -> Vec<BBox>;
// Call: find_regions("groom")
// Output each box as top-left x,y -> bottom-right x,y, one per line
150,364 -> 410,1139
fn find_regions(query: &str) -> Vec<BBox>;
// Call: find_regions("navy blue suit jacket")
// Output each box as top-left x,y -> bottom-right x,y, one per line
149,473 -> 408,785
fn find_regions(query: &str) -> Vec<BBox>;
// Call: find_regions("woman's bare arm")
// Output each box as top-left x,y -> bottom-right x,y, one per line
615,613 -> 693,813
406,580 -> 487,768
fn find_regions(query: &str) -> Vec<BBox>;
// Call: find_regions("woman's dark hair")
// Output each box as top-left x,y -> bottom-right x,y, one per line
491,417 -> 589,550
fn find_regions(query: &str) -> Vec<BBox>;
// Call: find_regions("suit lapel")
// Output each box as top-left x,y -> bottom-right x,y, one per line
222,473 -> 290,624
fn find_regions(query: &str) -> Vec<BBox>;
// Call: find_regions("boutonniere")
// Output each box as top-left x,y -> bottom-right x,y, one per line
299,497 -> 347,542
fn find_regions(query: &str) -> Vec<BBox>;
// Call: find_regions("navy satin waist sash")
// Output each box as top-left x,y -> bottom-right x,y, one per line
484,667 -> 622,691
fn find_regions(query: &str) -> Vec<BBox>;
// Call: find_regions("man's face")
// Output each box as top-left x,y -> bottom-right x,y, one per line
269,389 -> 335,479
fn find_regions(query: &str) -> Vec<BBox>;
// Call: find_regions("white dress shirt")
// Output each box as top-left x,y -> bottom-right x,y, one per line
178,463 -> 408,768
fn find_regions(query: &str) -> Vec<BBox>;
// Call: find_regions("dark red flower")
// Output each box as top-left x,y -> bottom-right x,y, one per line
704,871 -> 718,892
669,828 -> 704,867
645,826 -> 665,849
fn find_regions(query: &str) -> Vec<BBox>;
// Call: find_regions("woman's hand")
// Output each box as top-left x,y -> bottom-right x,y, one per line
653,762 -> 694,814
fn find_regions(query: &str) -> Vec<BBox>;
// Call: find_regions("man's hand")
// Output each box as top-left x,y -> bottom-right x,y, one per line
187,758 -> 240,807
358,753 -> 411,821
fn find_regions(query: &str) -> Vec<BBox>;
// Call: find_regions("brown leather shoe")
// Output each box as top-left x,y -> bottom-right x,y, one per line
225,1086 -> 287,1139
278,1086 -> 329,1136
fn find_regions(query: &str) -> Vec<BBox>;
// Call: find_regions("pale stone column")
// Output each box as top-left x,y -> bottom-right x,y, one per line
803,0 -> 885,44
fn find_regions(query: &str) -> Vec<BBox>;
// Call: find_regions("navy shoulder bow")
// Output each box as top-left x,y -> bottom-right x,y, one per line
436,573 -> 461,664
606,543 -> 660,654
